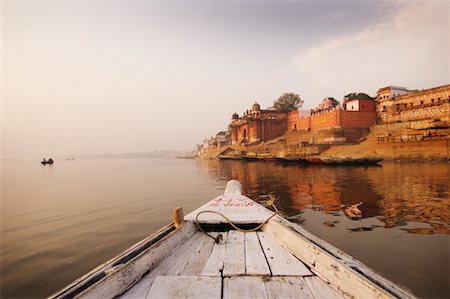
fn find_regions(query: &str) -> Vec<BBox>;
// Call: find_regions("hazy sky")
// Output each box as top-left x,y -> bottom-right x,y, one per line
2,0 -> 448,158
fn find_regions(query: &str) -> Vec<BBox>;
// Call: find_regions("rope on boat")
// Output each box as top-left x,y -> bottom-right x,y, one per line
194,209 -> 280,244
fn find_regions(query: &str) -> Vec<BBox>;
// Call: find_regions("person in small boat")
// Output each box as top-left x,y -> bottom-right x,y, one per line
42,158 -> 47,163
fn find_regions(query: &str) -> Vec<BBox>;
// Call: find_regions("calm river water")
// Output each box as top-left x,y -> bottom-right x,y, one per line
1,158 -> 449,298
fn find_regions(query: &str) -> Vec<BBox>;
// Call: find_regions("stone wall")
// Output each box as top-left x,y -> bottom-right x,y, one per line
338,110 -> 377,128
311,110 -> 340,130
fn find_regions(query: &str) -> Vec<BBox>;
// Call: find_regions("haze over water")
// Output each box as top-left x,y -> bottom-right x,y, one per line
1,158 -> 449,298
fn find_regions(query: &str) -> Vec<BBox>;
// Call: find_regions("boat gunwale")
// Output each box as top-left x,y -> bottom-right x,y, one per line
264,216 -> 416,299
49,222 -> 179,299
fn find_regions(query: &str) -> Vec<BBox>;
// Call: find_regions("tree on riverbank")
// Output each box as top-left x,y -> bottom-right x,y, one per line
271,92 -> 303,111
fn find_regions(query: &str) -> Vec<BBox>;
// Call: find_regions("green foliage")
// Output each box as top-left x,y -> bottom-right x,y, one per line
344,93 -> 375,101
271,92 -> 304,111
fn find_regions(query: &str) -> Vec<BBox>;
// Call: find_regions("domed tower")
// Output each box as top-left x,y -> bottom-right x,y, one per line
252,102 -> 261,112
319,97 -> 338,110
232,112 -> 239,120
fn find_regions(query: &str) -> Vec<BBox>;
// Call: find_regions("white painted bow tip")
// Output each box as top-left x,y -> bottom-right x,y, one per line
224,180 -> 243,196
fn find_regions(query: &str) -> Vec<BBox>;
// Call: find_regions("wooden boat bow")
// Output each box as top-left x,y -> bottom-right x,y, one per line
49,180 -> 416,299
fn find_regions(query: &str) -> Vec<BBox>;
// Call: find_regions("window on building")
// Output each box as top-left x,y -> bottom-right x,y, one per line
382,106 -> 387,112
420,101 -> 424,105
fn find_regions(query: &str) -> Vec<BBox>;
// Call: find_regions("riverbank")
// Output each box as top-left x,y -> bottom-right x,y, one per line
199,124 -> 450,161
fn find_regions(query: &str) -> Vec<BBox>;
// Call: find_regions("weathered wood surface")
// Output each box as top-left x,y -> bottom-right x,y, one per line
304,276 -> 345,299
180,232 -> 216,275
263,218 -> 415,299
146,275 -> 221,299
201,232 -> 228,277
223,277 -> 268,299
224,276 -> 321,299
184,195 -> 272,224
173,207 -> 184,229
78,222 -> 197,299
265,277 -> 314,299
223,230 -> 246,276
245,232 -> 271,276
119,231 -> 204,299
257,231 -> 312,277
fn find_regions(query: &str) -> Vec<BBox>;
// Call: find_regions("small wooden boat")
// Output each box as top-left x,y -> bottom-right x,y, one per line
51,181 -> 414,299
320,156 -> 383,165
258,156 -> 276,162
304,156 -> 326,164
41,159 -> 54,165
276,156 -> 309,164
242,155 -> 259,161
217,155 -> 244,160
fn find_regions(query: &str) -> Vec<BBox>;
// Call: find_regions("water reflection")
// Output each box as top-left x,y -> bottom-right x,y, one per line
198,160 -> 450,234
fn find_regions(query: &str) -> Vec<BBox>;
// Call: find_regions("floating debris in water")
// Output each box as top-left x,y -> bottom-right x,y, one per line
323,221 -> 339,227
346,225 -> 382,232
344,202 -> 363,219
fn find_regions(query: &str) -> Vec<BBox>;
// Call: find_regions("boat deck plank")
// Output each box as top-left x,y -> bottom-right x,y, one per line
180,232 -> 216,275
201,232 -> 229,277
265,277 -> 314,299
223,276 -> 268,299
257,231 -> 312,276
304,276 -> 345,299
146,275 -> 221,299
223,230 -> 246,276
245,232 -> 271,276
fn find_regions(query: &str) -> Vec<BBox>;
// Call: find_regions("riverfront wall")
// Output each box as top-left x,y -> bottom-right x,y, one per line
287,109 -> 377,132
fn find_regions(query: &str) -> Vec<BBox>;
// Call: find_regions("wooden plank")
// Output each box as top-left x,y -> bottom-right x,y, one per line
153,232 -> 205,276
245,232 -> 271,276
118,231 -> 204,299
180,232 -> 216,275
147,275 -> 221,299
223,277 -> 268,299
263,219 -> 398,299
201,232 -> 229,277
304,276 -> 345,299
223,230 -> 246,276
257,231 -> 312,276
265,277 -> 314,299
77,222 -> 198,299
184,195 -> 273,224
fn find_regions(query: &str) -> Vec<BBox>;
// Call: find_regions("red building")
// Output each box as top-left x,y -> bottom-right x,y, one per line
287,96 -> 377,132
230,103 -> 287,145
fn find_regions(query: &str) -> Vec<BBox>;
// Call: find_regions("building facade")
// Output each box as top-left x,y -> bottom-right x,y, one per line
376,84 -> 450,123
229,103 -> 288,145
288,96 -> 377,132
